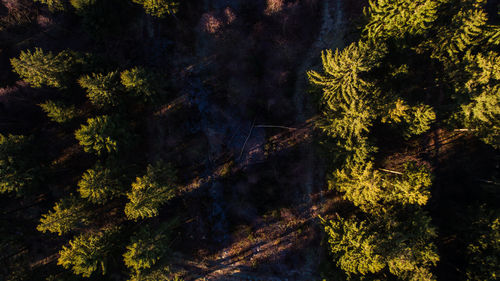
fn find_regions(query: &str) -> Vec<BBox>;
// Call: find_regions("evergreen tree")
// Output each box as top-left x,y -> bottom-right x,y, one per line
0,134 -> 38,196
123,222 -> 174,275
77,163 -> 121,204
10,48 -> 78,88
78,71 -> 123,108
121,67 -> 164,102
37,195 -> 89,236
39,100 -> 79,124
131,0 -> 179,17
57,227 -> 118,277
33,0 -> 65,11
74,115 -> 130,156
125,161 -> 177,220
322,210 -> 439,280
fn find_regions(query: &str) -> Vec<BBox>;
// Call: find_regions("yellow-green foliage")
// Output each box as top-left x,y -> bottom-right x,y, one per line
39,100 -> 78,123
363,0 -> 439,40
132,0 -> 179,17
37,196 -> 88,236
123,223 -> 173,274
78,164 -> 121,204
0,134 -> 37,196
75,115 -> 129,155
322,211 -> 439,280
121,67 -> 163,102
78,72 -> 122,108
332,160 -> 432,214
58,227 -> 117,277
34,0 -> 65,11
10,48 -> 77,88
125,161 -> 177,220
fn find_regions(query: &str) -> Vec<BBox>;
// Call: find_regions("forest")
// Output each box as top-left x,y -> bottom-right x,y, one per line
0,0 -> 498,280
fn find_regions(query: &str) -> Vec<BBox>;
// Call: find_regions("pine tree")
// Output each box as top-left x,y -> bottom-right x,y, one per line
39,100 -> 79,124
57,227 -> 117,277
37,195 -> 89,235
78,72 -> 122,108
121,67 -> 164,102
123,222 -> 173,275
363,0 -> 440,41
131,0 -> 179,17
0,134 -> 38,196
75,115 -> 130,156
78,164 -> 121,204
33,0 -> 65,11
10,48 -> 78,88
322,210 -> 439,280
125,161 -> 177,220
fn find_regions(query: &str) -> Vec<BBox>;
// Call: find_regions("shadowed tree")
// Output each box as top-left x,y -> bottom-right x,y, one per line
57,227 -> 118,277
37,195 -> 89,235
131,0 -> 179,17
39,100 -> 79,124
10,48 -> 79,88
121,67 -> 165,102
75,115 -> 130,156
125,161 -> 177,220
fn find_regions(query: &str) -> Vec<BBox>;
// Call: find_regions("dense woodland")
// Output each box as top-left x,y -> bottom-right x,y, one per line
0,0 -> 498,280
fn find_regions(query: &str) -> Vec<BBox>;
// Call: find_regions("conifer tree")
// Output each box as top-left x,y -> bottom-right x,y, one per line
125,161 -> 177,220
39,100 -> 79,124
322,210 -> 439,280
75,115 -> 130,156
33,0 -> 65,11
37,196 -> 89,235
78,71 -> 122,108
78,164 -> 121,204
121,67 -> 164,102
123,222 -> 174,275
0,134 -> 38,196
131,0 -> 179,17
10,48 -> 78,88
57,227 -> 118,277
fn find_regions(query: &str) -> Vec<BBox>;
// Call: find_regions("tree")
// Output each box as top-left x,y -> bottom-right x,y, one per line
78,72 -> 123,108
78,163 -> 121,204
307,42 -> 381,150
121,67 -> 165,102
131,0 -> 179,17
123,222 -> 174,275
10,48 -> 78,88
37,195 -> 89,236
39,100 -> 79,123
33,0 -> 65,11
0,134 -> 38,196
125,161 -> 177,220
332,160 -> 432,214
57,227 -> 118,277
465,207 -> 500,281
322,210 -> 439,280
75,115 -> 130,155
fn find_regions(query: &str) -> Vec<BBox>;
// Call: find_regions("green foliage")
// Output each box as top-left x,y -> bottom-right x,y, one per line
465,208 -> 500,281
125,161 -> 177,220
0,134 -> 38,196
132,0 -> 179,17
363,0 -> 439,41
75,115 -> 130,155
34,0 -> 65,11
10,48 -> 78,88
322,211 -> 439,280
78,164 -> 121,204
332,160 -> 432,214
123,223 -> 173,274
121,67 -> 165,102
37,196 -> 89,235
39,100 -> 79,123
57,227 -> 117,277
78,71 -> 122,108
